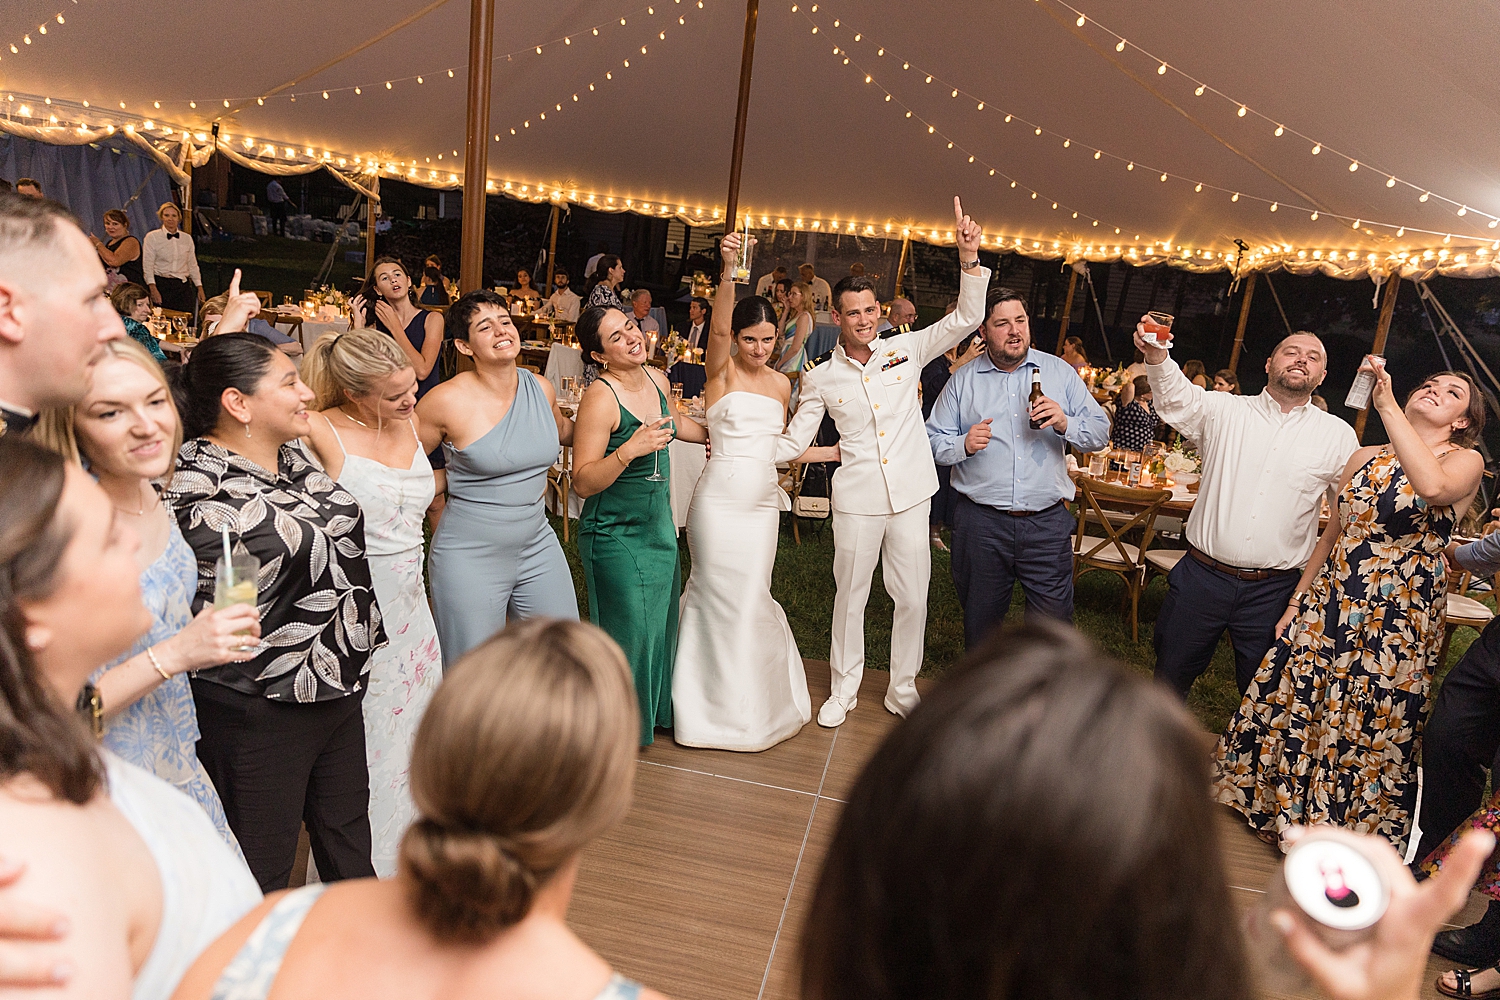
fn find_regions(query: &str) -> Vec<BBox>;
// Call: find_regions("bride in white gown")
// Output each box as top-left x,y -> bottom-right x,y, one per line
673,234 -> 839,751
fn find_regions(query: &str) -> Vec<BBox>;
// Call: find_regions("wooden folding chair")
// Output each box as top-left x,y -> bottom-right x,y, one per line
1439,565 -> 1496,669
548,445 -> 574,542
248,291 -> 273,308
1072,477 -> 1171,642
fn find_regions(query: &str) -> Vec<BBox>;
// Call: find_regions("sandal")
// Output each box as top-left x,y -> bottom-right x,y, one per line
1437,967 -> 1500,998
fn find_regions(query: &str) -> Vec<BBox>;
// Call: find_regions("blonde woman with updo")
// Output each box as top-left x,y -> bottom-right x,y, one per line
302,328 -> 443,878
174,619 -> 665,1000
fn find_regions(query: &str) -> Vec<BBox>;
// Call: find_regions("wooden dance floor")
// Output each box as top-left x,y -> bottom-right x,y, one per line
568,660 -> 1488,1000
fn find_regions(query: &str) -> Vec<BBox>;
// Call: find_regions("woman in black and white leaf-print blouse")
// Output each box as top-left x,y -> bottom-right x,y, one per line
167,332 -> 387,893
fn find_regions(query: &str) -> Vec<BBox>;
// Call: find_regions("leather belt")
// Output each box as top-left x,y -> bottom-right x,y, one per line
1188,545 -> 1298,582
1004,501 -> 1064,518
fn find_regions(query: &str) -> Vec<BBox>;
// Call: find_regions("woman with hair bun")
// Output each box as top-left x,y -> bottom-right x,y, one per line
173,619 -> 667,1000
671,234 -> 837,751
302,327 -> 443,877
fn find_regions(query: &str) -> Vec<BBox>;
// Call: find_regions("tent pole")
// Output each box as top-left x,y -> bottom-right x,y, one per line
723,0 -> 760,233
893,234 -> 911,297
544,204 -> 560,296
1226,272 -> 1258,374
1354,275 -> 1401,443
1053,265 -> 1078,354
459,0 -> 496,294
365,199 -> 377,279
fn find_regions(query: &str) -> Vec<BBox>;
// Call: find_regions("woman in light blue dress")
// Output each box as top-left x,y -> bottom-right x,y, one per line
419,291 -> 580,667
34,337 -> 262,851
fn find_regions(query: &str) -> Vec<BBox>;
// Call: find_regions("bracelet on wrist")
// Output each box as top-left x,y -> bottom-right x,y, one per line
145,646 -> 171,682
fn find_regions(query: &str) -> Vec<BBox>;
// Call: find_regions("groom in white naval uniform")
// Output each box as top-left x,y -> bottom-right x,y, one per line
780,196 -> 987,726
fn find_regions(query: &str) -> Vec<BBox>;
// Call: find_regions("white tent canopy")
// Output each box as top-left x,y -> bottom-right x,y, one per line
4,0 -> 1498,276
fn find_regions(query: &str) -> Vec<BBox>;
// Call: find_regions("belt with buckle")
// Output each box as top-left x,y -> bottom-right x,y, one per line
1188,545 -> 1298,582
1004,501 -> 1064,518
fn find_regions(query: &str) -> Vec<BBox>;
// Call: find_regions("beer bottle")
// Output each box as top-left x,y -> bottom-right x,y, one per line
1028,370 -> 1045,429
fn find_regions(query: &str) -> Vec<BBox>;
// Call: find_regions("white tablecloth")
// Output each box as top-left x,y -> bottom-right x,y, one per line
544,344 -> 583,393
668,439 -> 706,529
298,319 -> 351,348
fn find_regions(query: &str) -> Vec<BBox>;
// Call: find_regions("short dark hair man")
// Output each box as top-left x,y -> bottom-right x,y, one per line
926,286 -> 1109,643
780,197 -> 988,727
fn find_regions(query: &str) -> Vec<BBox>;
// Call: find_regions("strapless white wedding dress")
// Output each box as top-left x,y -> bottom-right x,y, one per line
673,392 -> 811,751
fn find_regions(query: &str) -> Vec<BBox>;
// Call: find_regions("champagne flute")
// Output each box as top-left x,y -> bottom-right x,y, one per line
647,395 -> 673,484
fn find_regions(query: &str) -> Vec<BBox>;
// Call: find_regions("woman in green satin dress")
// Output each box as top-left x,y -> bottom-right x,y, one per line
572,305 -> 709,744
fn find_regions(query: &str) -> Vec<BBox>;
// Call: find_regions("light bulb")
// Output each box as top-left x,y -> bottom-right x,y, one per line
1311,144 -> 1320,154
1386,177 -> 1396,188
1310,211 -> 1319,221
1348,161 -> 1358,172
1270,202 -> 1278,212
1094,150 -> 1101,159
1115,39 -> 1125,51
1231,193 -> 1239,202
1458,206 -> 1469,217
1076,14 -> 1085,25
1420,191 -> 1430,202
1274,125 -> 1284,136
1160,173 -> 1168,182
1157,63 -> 1166,75
1237,106 -> 1246,117
1194,183 -> 1202,192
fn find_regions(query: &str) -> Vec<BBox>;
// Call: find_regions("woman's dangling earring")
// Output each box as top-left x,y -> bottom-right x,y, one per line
244,419 -> 252,438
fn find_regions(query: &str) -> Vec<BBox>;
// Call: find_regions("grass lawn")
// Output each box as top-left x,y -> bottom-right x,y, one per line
196,235 -> 365,303
545,512 -> 1485,736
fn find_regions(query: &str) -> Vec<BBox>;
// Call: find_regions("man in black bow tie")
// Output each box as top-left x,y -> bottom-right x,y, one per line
0,191 -> 125,437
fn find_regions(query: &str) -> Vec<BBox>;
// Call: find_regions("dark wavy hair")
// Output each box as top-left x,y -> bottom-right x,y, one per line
175,332 -> 280,439
1407,369 -> 1487,450
802,619 -> 1250,1000
830,274 -> 878,312
0,438 -> 103,804
731,295 -> 778,335
576,304 -> 626,364
445,289 -> 511,342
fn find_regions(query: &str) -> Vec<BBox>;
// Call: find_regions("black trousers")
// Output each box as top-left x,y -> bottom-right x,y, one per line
192,678 -> 374,893
930,466 -> 956,529
1152,553 -> 1300,698
1415,618 -> 1500,861
154,275 -> 198,314
951,495 -> 1075,648
268,200 -> 288,235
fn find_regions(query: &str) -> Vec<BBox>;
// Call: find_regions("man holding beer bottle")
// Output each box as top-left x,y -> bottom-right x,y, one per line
926,286 -> 1109,647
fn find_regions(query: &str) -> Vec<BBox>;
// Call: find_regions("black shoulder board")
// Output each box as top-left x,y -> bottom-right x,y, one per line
805,349 -> 835,372
878,323 -> 912,340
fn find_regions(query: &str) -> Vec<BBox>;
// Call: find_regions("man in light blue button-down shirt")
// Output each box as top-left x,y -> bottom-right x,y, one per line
927,287 -> 1109,645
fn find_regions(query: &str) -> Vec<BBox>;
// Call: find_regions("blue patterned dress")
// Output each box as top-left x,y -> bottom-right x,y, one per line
94,520 -> 241,854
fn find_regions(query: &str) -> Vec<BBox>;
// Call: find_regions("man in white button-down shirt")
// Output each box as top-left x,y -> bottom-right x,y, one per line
780,197 -> 987,727
1140,324 -> 1357,699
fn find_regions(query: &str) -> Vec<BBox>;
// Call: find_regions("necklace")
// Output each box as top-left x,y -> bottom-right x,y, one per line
339,406 -> 372,428
612,368 -> 649,393
114,485 -> 159,517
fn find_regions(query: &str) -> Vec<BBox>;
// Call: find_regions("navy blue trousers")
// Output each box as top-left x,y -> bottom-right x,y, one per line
951,494 -> 1075,649
1415,617 -> 1500,861
1152,553 -> 1299,699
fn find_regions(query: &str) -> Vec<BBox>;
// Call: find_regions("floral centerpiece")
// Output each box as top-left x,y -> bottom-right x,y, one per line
661,330 -> 691,366
1163,441 -> 1202,479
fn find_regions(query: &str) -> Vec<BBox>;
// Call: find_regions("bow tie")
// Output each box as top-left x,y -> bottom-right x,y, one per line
165,232 -> 180,240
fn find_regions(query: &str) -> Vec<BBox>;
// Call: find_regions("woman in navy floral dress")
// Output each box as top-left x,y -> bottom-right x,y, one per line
1212,365 -> 1484,853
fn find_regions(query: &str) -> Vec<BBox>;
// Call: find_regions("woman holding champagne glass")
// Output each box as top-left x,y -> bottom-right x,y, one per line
35,337 -> 258,848
168,333 -> 388,892
672,235 -> 838,751
572,304 -> 708,745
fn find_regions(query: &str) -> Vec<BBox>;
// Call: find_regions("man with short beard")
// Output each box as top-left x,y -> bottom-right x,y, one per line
927,286 -> 1109,645
1139,325 -> 1357,699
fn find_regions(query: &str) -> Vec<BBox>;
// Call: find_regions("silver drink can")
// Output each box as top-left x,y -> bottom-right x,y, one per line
1243,831 -> 1389,994
1344,355 -> 1379,409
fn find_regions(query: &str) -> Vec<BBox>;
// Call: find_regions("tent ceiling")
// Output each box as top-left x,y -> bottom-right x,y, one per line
5,0 -> 1499,272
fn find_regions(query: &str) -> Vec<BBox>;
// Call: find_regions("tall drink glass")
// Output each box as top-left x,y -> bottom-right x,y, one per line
214,552 -> 260,652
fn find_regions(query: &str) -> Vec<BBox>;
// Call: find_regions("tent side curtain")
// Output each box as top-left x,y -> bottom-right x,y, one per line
0,133 -> 176,239
202,140 -> 382,203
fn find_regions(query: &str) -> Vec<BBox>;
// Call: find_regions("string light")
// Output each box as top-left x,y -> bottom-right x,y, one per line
1038,0 -> 1498,231
790,6 -> 1489,247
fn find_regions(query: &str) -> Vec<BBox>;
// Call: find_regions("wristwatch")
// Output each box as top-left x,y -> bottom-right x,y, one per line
960,258 -> 980,270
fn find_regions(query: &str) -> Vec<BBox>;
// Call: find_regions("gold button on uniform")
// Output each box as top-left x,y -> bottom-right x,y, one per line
882,458 -> 888,464
865,376 -> 870,382
879,431 -> 885,437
